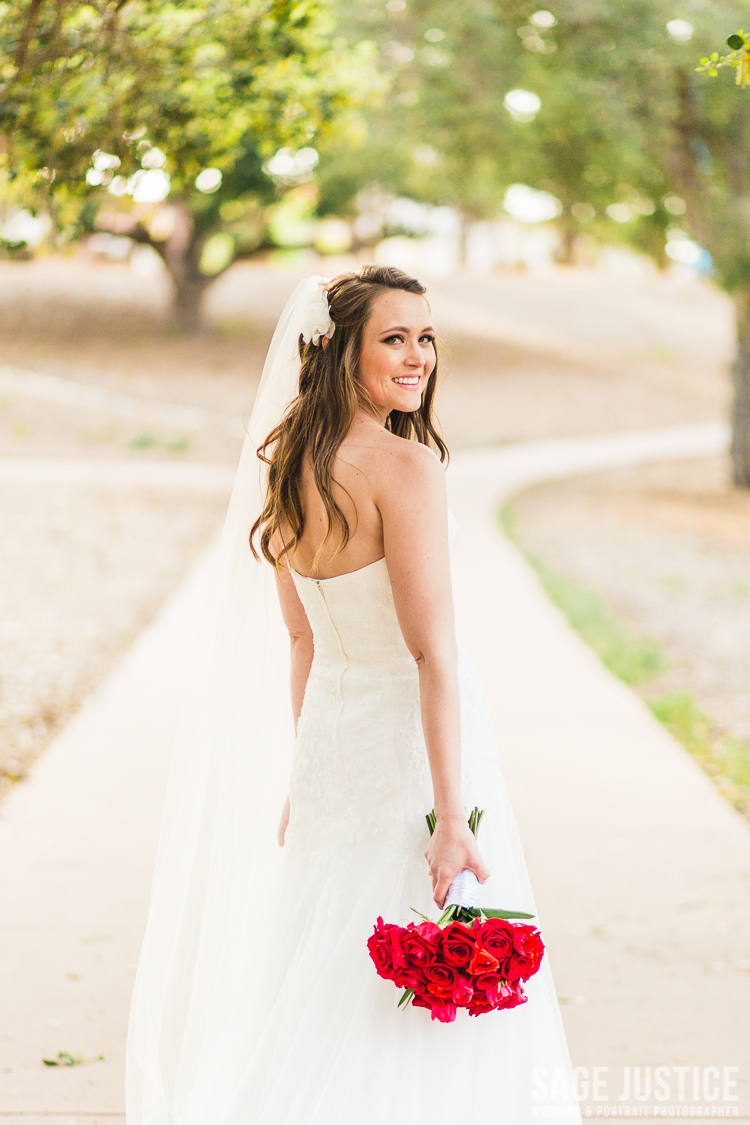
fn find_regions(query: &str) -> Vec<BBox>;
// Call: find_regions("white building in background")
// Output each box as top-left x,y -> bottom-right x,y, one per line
373,187 -> 563,277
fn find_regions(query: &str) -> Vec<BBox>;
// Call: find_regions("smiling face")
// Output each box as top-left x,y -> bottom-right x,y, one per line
356,289 -> 436,420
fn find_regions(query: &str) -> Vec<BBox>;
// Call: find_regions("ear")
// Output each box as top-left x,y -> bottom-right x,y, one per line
321,335 -> 330,350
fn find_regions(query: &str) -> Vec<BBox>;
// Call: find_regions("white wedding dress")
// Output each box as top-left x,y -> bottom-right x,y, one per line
208,512 -> 582,1124
126,279 -> 581,1124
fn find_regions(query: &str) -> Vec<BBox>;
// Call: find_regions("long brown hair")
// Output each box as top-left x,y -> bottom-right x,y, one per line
250,264 -> 448,569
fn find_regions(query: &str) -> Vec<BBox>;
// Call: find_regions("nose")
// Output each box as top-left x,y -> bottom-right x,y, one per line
405,339 -> 425,368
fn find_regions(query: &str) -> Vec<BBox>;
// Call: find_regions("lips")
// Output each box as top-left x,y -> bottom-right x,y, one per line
393,376 -> 421,386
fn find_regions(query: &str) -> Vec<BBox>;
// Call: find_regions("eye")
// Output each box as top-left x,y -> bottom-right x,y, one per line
420,333 -> 436,345
382,334 -> 405,344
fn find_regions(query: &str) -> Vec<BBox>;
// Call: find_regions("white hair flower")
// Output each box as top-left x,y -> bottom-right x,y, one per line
300,285 -> 335,346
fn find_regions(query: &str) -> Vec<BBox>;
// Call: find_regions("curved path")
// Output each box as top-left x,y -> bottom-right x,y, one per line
0,420 -> 748,1122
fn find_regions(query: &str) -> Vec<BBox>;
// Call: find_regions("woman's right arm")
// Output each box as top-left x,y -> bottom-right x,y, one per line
274,568 -> 314,845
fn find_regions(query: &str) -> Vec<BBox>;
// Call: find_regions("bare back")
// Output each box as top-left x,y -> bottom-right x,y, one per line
288,414 -> 397,580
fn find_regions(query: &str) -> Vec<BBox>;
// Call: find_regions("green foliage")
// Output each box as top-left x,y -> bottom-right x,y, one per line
649,693 -> 750,816
129,430 -> 157,450
42,1050 -> 103,1067
320,0 -> 750,288
697,32 -> 750,86
497,0 -> 672,261
321,0 -> 681,259
1,0 -> 370,195
321,0 -> 524,222
508,0 -> 750,292
0,0 -> 376,316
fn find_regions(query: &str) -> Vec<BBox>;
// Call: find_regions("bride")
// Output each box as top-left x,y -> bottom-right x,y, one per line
126,265 -> 582,1124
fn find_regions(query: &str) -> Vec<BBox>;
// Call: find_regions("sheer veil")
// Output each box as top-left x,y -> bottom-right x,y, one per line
126,277 -> 330,1125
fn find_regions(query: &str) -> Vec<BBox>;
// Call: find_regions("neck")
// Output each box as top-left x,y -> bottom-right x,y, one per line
353,403 -> 389,428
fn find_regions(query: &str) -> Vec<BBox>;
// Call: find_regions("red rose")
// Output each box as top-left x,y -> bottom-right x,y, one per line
395,965 -> 427,990
467,995 -> 495,1017
392,922 -> 440,972
495,980 -> 528,1009
473,972 -> 500,991
512,923 -> 542,955
367,917 -> 400,981
429,1000 -> 458,1023
505,926 -> 544,981
439,922 -> 476,968
415,920 -> 442,942
481,979 -> 512,1006
477,918 -> 514,962
467,944 -> 500,977
451,975 -> 474,1005
511,925 -> 545,978
423,962 -> 458,999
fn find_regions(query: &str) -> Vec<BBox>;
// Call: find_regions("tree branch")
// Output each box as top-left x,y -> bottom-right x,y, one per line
15,0 -> 46,73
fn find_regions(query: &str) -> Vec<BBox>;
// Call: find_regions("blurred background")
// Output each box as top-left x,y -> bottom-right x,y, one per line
2,0 -> 748,826
0,0 -> 749,1103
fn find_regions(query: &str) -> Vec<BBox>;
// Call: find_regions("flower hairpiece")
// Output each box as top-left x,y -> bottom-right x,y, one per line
300,283 -> 335,346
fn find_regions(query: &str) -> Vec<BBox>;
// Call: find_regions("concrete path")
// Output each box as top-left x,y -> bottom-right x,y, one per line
1,421 -> 748,1122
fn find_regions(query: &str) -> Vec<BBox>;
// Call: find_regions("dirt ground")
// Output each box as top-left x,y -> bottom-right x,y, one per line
510,454 -> 750,765
0,252 -> 738,793
0,483 -> 224,794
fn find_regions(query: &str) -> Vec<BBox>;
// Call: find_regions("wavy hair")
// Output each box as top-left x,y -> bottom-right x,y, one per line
250,264 -> 447,570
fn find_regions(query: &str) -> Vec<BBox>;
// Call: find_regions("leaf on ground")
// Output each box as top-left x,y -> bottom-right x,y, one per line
41,1051 -> 101,1067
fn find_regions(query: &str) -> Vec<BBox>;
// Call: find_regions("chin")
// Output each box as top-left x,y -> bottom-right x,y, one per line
390,393 -> 423,414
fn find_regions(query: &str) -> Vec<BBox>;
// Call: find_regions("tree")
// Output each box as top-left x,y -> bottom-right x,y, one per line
0,0 -> 374,328
319,0 -> 666,266
317,0 -> 525,253
697,29 -> 750,87
503,0 -> 750,485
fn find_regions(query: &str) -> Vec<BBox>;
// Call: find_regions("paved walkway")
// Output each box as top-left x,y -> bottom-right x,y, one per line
0,421 -> 748,1122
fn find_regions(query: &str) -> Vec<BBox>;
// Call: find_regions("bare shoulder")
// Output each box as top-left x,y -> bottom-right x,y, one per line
363,430 -> 445,503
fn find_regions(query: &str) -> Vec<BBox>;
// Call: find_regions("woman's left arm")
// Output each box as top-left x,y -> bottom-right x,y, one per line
376,441 -> 489,907
274,568 -> 314,845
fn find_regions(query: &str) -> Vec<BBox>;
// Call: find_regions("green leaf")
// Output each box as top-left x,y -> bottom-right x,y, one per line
42,1051 -> 85,1067
483,908 -> 536,919
436,903 -> 458,927
727,34 -> 744,50
711,52 -> 719,61
409,906 -> 433,923
397,988 -> 415,1009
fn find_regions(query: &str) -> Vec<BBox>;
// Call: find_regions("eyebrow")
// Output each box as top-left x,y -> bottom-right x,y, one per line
379,324 -> 435,334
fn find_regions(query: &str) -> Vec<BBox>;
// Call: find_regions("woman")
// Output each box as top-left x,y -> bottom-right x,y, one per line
127,266 -> 581,1125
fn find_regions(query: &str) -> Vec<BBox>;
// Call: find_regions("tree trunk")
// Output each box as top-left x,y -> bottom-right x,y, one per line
556,221 -> 576,266
160,203 -> 212,332
731,288 -> 750,487
458,210 -> 471,267
168,274 -> 212,332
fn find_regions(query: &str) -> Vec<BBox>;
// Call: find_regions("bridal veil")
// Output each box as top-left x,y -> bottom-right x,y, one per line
126,277 -> 329,1125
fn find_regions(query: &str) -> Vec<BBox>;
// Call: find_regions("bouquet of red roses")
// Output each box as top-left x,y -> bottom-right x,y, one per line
367,809 -> 545,1023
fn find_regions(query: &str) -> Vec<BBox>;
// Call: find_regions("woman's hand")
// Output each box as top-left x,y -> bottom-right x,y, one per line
425,815 -> 490,908
277,794 -> 290,847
